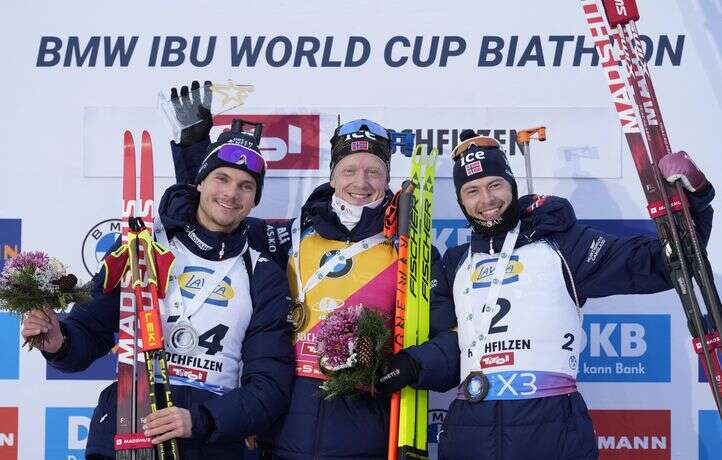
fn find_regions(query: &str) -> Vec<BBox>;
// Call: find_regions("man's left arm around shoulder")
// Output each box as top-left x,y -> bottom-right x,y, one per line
560,150 -> 715,302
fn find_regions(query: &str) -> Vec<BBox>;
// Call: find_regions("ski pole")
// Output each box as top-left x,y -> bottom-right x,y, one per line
128,217 -> 178,460
387,179 -> 414,460
516,126 -> 546,195
599,0 -> 722,416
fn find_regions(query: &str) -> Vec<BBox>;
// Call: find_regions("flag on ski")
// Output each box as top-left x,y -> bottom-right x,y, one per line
580,0 -> 722,419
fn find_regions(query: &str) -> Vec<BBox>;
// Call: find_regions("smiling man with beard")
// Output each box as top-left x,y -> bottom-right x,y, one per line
429,129 -> 715,459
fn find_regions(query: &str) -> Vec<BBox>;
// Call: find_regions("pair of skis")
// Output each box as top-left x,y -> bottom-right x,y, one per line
385,145 -> 439,459
113,131 -> 179,458
581,0 -> 722,418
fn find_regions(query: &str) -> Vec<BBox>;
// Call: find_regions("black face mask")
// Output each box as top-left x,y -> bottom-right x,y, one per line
458,183 -> 521,237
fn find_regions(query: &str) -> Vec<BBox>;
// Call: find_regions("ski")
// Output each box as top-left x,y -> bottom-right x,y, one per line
115,131 -> 156,459
393,145 -> 435,459
581,0 -> 722,417
415,148 -> 437,453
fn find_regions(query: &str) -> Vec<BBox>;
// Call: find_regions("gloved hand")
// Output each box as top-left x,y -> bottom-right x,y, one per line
376,351 -> 420,395
658,150 -> 707,193
171,80 -> 213,147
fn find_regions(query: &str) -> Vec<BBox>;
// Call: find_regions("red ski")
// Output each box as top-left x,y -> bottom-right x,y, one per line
115,130 -> 156,459
580,0 -> 722,419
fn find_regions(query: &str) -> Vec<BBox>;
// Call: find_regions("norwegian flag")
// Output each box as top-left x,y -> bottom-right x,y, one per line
351,140 -> 369,152
465,160 -> 483,176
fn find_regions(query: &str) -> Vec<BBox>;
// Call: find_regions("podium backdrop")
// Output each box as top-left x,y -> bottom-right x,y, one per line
1,1 -> 722,458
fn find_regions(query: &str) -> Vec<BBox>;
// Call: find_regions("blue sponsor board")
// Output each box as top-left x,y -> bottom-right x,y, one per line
45,407 -> 94,459
0,219 -> 21,271
0,314 -> 20,379
699,410 -> 722,460
578,314 -> 670,382
46,315 -> 116,380
432,219 -> 469,255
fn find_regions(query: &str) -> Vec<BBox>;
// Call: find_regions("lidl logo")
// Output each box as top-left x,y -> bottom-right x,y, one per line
472,256 -> 523,288
45,407 -> 94,460
81,219 -> 121,276
590,410 -> 670,459
0,314 -> 19,380
179,266 -> 234,307
578,314 -> 670,382
699,410 -> 722,460
0,407 -> 18,460
0,219 -> 21,272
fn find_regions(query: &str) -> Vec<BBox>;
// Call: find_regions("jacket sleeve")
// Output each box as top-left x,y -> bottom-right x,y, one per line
43,266 -> 119,372
197,255 -> 295,442
245,217 -> 293,271
405,246 -> 460,392
171,138 -> 211,185
556,184 -> 715,303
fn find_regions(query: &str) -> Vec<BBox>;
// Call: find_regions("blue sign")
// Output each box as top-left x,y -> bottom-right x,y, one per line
431,219 -> 469,255
0,314 -> 19,380
578,314 -> 670,382
699,410 -> 722,460
45,407 -> 94,459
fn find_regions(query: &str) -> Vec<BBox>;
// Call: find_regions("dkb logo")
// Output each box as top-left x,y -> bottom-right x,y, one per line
578,314 -> 670,382
45,407 -> 94,459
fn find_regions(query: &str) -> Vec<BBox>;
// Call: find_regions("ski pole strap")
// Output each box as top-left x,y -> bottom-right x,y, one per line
459,222 -> 520,361
290,217 -> 387,303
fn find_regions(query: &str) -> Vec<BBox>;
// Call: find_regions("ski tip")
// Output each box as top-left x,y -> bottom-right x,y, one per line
124,130 -> 134,143
141,130 -> 152,144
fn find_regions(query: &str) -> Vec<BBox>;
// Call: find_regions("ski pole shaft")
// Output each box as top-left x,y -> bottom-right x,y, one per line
517,127 -> 546,195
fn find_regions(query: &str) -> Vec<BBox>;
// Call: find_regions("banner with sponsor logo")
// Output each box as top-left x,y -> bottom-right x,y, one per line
2,0 -> 722,458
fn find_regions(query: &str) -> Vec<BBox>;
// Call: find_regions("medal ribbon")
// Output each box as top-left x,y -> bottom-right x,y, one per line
460,222 -> 520,367
155,221 -> 246,321
290,217 -> 387,303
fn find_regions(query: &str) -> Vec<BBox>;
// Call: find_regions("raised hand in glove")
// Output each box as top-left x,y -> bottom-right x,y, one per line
171,80 -> 213,147
376,351 -> 420,395
658,150 -> 708,193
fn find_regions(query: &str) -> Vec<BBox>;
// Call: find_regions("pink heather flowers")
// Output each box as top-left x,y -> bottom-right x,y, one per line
317,305 -> 364,371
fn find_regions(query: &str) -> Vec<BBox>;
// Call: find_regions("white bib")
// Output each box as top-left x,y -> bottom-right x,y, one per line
158,232 -> 255,395
454,240 -> 581,400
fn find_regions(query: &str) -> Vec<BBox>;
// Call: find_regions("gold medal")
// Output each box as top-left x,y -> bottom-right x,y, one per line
288,300 -> 308,332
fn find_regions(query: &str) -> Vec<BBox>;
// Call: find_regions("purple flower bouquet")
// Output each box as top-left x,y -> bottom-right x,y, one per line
0,251 -> 91,348
316,304 -> 389,399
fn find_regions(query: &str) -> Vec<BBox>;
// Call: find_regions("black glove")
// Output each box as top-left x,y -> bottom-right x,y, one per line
377,351 -> 420,395
171,80 -> 213,147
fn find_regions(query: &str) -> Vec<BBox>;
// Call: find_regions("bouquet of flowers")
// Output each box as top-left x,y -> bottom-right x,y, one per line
316,304 -> 390,399
0,251 -> 91,348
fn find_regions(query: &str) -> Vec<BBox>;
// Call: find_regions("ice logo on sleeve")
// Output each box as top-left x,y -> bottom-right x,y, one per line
45,408 -> 94,460
578,314 -> 670,382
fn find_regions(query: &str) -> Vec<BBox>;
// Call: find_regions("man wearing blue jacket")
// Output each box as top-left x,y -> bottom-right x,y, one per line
21,124 -> 295,459
433,129 -> 715,459
172,115 -> 459,459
